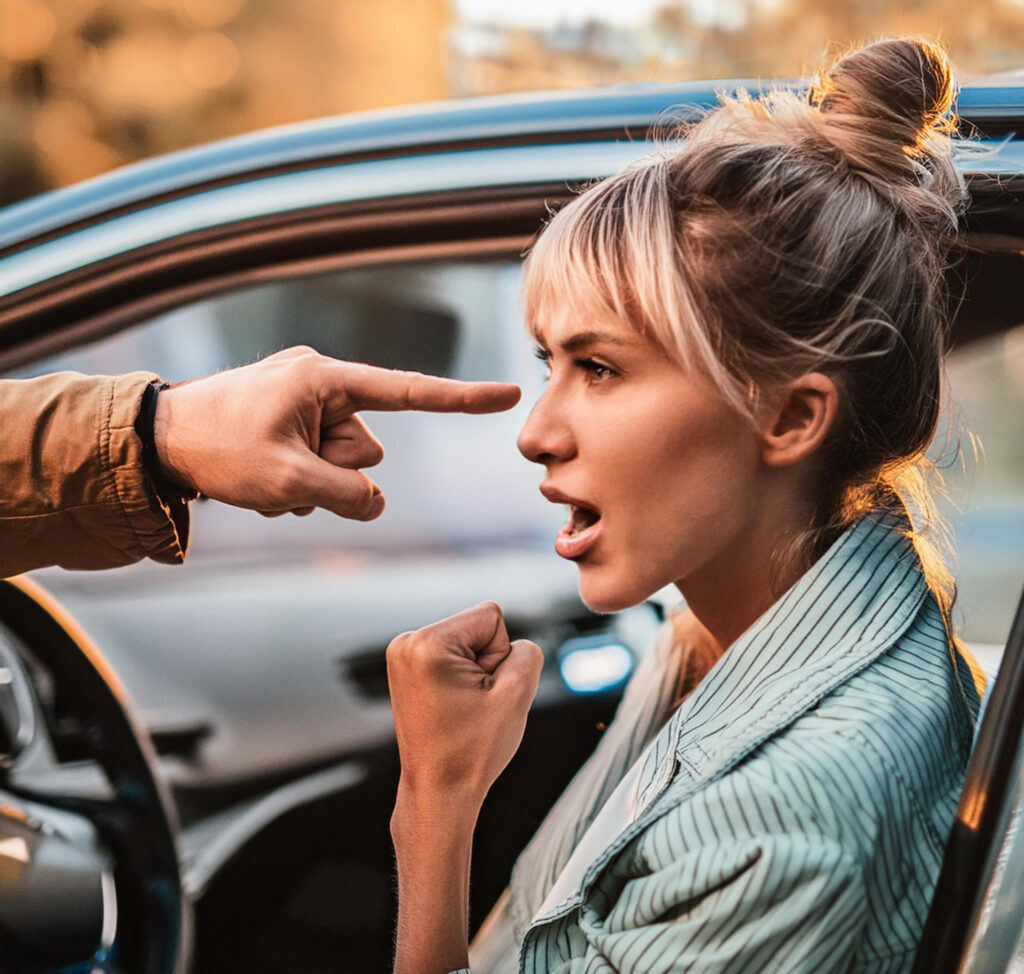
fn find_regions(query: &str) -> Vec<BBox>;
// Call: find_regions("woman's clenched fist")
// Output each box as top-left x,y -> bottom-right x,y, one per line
386,602 -> 544,806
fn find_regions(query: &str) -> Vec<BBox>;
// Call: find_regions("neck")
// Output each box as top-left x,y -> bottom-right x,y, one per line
677,493 -> 815,654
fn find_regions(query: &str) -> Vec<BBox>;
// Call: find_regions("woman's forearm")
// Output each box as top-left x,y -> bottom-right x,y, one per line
385,605 -> 544,973
391,782 -> 482,974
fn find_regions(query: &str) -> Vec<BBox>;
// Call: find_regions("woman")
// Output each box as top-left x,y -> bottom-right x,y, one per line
386,37 -> 984,974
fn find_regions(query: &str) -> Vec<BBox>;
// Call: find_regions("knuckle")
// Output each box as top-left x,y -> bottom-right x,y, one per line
408,635 -> 438,662
288,344 -> 319,358
286,350 -> 322,383
386,632 -> 414,663
477,600 -> 503,621
398,371 -> 416,410
273,458 -> 307,501
353,483 -> 380,520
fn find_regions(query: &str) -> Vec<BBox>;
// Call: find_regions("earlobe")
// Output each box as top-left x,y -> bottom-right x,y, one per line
761,373 -> 839,468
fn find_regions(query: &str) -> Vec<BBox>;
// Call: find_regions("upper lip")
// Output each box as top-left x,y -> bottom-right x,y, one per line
539,484 -> 599,513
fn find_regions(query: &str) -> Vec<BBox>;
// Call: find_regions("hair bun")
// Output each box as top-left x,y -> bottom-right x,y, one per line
811,37 -> 963,225
819,38 -> 955,147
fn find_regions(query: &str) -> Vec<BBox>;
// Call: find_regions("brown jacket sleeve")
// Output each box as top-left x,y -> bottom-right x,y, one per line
0,371 -> 190,578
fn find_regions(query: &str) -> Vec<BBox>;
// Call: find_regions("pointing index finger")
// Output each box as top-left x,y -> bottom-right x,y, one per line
321,361 -> 521,415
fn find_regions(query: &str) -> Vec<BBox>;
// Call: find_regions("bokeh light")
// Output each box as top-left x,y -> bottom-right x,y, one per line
0,0 -> 57,62
179,31 -> 240,90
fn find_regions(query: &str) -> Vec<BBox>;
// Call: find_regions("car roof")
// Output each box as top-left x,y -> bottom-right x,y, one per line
1,82 -> 1022,256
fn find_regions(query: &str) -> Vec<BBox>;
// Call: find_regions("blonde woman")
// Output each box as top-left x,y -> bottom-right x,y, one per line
386,37 -> 984,974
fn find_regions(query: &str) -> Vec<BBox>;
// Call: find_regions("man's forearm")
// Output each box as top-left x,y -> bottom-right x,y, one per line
391,783 -> 481,974
0,372 -> 188,578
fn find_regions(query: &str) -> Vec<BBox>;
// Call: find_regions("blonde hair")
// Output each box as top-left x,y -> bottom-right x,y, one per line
523,37 -> 966,616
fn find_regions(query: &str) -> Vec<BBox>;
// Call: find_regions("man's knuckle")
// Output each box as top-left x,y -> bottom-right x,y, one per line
353,482 -> 377,519
273,459 -> 307,502
284,348 -> 323,379
478,600 -> 503,622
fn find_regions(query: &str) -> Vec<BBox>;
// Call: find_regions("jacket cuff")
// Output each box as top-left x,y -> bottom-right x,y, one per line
106,371 -> 190,565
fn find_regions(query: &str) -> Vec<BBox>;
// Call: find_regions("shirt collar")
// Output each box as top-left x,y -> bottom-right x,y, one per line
523,509 -> 934,934
641,508 -> 930,809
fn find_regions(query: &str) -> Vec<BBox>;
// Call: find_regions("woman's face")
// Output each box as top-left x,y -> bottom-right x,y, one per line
518,307 -> 764,613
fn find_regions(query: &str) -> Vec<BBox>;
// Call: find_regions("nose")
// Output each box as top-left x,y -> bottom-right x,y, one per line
518,388 -> 576,465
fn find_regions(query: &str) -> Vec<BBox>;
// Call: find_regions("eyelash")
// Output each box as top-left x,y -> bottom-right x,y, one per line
577,359 -> 616,381
533,346 -> 617,383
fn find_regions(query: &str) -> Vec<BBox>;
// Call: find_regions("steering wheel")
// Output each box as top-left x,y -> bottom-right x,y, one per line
0,576 -> 191,974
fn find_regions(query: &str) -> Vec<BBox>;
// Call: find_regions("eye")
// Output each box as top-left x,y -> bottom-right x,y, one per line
574,357 -> 617,382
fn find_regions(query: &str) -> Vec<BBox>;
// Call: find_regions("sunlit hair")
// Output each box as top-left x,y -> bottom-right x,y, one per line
523,37 -> 967,618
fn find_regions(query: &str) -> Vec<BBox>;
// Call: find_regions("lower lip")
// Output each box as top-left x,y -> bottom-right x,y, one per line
555,518 -> 603,560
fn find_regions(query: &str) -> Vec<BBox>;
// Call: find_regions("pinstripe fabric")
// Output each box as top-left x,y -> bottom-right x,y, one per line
461,510 -> 980,973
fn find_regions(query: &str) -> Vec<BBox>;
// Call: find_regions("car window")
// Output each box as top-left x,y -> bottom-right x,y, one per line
11,259 -> 562,560
942,325 -> 1024,655
8,263 -> 1021,648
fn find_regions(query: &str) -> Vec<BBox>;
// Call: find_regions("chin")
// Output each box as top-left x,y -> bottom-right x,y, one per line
577,568 -> 652,615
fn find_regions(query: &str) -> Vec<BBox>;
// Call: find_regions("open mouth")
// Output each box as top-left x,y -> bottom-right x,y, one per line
555,502 -> 603,560
566,504 -> 601,536
539,485 -> 604,560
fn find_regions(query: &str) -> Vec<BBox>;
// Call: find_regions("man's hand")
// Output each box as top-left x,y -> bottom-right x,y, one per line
387,602 -> 544,804
152,346 -> 521,520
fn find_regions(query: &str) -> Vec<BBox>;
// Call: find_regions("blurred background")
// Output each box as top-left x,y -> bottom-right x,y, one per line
0,10 -> 1020,968
1,0 -> 1022,649
2,0 -> 1024,206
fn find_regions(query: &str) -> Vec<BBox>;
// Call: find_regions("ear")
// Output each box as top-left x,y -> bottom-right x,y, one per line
760,373 -> 838,468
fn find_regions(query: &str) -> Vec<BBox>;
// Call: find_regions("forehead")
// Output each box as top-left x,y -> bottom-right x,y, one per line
528,304 -> 645,350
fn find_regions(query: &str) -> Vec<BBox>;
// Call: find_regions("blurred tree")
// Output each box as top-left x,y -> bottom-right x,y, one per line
0,0 -> 449,205
1,0 -> 1022,205
449,0 -> 1024,94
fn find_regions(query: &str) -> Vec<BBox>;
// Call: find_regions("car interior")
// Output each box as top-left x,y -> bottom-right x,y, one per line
0,103 -> 1022,973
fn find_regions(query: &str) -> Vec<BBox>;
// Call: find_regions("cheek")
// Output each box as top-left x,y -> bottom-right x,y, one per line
576,397 -> 757,610
626,405 -> 760,534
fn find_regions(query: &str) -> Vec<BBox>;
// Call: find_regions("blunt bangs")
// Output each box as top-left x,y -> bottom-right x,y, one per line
521,155 -> 714,379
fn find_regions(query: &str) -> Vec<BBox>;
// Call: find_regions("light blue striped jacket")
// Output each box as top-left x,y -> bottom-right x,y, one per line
462,510 -> 981,973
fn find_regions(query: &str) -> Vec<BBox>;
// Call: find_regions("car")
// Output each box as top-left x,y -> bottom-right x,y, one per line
0,81 -> 1022,974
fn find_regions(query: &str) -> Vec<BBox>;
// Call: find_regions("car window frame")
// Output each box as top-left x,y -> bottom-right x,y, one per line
0,182 -> 576,373
912,587 -> 1024,973
2,164 -> 1023,375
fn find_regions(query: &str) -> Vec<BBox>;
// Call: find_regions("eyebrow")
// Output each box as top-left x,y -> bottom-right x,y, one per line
531,329 -> 637,352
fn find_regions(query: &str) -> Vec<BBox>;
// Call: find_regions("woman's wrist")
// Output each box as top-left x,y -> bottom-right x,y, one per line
392,777 -> 484,842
